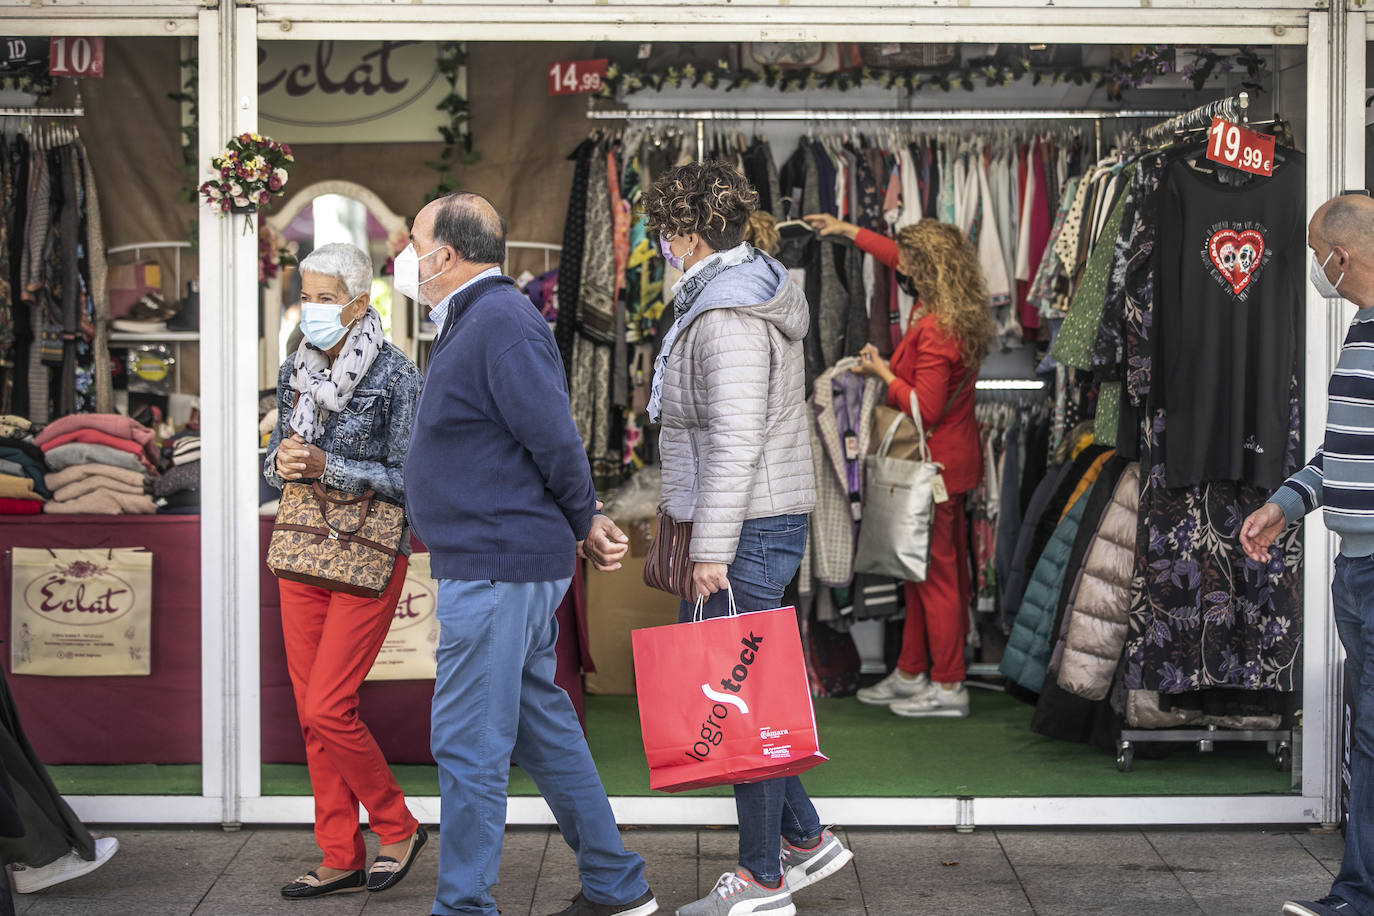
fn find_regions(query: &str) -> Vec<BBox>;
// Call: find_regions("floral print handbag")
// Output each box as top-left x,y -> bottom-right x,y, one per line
267,481 -> 405,598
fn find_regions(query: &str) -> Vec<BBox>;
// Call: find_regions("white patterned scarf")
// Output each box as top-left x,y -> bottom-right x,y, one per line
288,307 -> 385,443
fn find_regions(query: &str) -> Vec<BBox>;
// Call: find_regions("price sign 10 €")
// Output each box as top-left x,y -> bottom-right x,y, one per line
1206,117 -> 1275,177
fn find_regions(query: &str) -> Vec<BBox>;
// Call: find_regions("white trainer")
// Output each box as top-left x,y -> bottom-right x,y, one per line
890,684 -> 971,718
11,836 -> 119,893
856,671 -> 933,706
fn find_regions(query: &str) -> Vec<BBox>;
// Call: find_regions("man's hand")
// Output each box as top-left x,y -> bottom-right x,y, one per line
1240,502 -> 1287,564
275,435 -> 327,480
581,513 -> 630,572
693,562 -> 731,600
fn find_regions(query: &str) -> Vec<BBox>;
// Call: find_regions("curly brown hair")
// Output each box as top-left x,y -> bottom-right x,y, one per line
896,220 -> 995,368
744,210 -> 780,256
642,161 -> 759,251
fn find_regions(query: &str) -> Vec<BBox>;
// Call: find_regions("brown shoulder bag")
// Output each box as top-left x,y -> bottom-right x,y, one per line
267,481 -> 405,598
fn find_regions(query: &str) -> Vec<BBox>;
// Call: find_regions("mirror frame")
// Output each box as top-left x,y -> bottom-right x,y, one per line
260,180 -> 413,387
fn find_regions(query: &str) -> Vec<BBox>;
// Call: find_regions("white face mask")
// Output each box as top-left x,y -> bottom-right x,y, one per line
299,293 -> 361,351
394,244 -> 444,305
1311,249 -> 1345,300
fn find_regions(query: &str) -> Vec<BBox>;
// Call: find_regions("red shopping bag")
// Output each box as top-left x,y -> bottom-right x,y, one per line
631,605 -> 828,793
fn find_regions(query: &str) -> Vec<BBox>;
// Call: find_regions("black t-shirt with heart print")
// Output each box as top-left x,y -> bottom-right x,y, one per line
1155,150 -> 1305,490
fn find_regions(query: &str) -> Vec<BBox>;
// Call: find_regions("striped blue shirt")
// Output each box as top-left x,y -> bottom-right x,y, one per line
1271,306 -> 1374,557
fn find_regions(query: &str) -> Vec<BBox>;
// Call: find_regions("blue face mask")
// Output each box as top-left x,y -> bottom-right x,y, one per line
300,294 -> 361,350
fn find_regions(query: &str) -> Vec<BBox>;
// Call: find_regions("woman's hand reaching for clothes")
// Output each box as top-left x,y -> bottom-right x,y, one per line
693,562 -> 731,600
803,214 -> 859,239
850,344 -> 896,385
276,434 -> 327,481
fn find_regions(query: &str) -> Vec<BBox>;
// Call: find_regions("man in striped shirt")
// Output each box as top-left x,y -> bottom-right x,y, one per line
1244,192 -> 1374,916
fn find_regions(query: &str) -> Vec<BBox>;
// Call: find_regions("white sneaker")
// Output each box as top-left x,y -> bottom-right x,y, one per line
11,836 -> 119,893
856,671 -> 933,706
890,684 -> 971,718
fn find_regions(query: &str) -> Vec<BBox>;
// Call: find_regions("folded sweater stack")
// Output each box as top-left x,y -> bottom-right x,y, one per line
0,416 -> 49,514
36,415 -> 158,515
42,464 -> 154,515
155,435 -> 200,514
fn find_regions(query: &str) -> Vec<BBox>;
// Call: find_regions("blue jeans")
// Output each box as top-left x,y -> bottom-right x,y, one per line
1334,554 -> 1374,915
677,515 -> 823,884
431,578 -> 648,915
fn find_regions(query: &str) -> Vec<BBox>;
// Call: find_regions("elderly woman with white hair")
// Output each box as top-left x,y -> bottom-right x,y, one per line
263,242 -> 427,900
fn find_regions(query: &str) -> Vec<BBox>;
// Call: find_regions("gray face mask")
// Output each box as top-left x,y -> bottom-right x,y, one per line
1311,249 -> 1345,300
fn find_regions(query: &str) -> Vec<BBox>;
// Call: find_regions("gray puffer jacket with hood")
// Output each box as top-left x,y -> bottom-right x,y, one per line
657,248 -> 817,564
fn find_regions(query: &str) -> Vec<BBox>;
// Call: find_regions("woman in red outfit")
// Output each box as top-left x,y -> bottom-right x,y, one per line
806,214 -> 993,719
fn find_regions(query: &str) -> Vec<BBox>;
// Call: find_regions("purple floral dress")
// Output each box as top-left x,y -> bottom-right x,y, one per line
1118,158 -> 1303,693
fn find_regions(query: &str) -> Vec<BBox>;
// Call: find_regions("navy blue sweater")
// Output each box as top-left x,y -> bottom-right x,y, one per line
404,276 -> 596,582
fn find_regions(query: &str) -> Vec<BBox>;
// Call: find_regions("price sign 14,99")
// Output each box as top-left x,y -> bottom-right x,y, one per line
548,59 -> 608,96
1206,116 -> 1275,177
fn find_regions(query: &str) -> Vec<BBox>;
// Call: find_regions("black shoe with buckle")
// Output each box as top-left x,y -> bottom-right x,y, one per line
545,888 -> 658,916
280,869 -> 366,898
367,824 -> 429,892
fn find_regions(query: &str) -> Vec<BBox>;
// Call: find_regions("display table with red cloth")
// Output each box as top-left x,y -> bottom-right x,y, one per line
0,515 -> 593,767
0,516 -> 202,764
259,518 -> 593,765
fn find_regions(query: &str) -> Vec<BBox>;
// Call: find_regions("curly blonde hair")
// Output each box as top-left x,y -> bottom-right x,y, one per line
896,220 -> 995,367
642,161 -> 759,250
745,210 -> 780,256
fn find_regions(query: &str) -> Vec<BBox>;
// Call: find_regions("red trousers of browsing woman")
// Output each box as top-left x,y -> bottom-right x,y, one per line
278,556 -> 419,870
898,495 -> 972,684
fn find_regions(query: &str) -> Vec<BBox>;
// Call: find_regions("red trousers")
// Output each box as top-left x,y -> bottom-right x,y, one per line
898,495 -> 971,684
279,557 -> 419,870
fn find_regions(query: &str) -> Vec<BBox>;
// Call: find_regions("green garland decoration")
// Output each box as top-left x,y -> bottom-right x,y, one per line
0,72 -> 53,96
597,47 -> 1268,101
167,53 -> 199,248
425,41 -> 479,204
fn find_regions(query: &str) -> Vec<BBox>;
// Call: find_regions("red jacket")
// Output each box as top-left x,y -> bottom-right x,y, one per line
855,228 -> 982,495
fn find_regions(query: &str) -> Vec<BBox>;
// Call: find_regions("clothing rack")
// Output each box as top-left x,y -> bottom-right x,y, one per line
587,105 -> 1183,161
1140,92 -> 1249,145
0,106 -> 83,118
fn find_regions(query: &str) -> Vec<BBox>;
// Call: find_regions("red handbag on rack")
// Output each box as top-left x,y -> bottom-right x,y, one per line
631,594 -> 827,793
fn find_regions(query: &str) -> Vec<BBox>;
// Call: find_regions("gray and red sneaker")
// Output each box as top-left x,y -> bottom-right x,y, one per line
780,829 -> 854,892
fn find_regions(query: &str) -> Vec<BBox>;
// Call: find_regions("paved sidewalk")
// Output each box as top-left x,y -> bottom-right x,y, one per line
9,825 -> 1346,915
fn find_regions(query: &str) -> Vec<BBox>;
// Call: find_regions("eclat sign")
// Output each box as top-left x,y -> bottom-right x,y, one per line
366,552 -> 440,681
257,41 -> 455,144
11,548 -> 153,677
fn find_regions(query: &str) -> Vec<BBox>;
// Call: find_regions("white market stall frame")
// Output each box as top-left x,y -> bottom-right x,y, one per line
0,0 -> 1360,831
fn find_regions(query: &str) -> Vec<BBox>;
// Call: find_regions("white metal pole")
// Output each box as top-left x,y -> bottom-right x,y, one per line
1303,8 -> 1343,827
196,5 -> 228,822
233,3 -> 264,818
198,2 -> 263,827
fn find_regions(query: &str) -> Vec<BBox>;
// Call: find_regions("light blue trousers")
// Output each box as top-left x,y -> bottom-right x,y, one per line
430,577 -> 648,915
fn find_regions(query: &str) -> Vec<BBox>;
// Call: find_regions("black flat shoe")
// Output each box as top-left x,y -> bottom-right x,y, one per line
367,824 -> 429,892
280,869 -> 366,898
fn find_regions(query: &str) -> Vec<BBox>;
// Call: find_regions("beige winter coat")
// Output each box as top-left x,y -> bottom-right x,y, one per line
1057,462 -> 1140,701
657,252 -> 817,564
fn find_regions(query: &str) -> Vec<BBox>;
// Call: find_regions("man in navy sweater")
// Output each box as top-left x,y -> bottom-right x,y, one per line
403,192 -> 656,916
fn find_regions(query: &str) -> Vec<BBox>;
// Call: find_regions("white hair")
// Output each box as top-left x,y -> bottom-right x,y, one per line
299,242 -> 372,299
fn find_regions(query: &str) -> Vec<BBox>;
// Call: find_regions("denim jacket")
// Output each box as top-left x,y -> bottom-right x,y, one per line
263,342 -> 423,513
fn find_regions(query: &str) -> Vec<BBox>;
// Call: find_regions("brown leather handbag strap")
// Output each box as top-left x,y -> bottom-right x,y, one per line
310,483 -> 375,536
272,523 -> 399,557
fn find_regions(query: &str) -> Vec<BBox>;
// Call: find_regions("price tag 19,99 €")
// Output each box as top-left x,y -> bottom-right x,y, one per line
1206,116 -> 1275,177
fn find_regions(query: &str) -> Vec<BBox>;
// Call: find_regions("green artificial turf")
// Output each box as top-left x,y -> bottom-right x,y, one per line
49,764 -> 203,796
48,692 -> 1296,799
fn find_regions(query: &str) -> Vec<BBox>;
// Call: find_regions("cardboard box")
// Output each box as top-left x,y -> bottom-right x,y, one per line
584,553 -> 680,696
